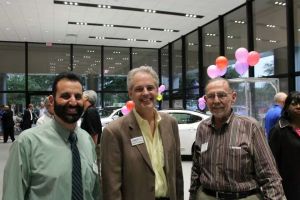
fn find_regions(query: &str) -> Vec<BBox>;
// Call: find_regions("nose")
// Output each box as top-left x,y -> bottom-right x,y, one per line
142,87 -> 150,94
69,95 -> 79,106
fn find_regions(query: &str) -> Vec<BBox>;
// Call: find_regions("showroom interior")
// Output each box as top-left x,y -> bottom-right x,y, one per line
0,0 -> 299,117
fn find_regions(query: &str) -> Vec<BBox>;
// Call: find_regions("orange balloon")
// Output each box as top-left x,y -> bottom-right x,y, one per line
215,56 -> 228,70
126,100 -> 135,110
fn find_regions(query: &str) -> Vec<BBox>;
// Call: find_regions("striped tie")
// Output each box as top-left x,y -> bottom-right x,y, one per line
69,133 -> 83,200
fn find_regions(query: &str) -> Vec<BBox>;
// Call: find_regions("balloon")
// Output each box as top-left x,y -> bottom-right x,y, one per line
247,51 -> 260,66
215,56 -> 228,70
217,67 -> 227,76
198,101 -> 206,110
235,47 -> 248,62
126,100 -> 135,110
156,94 -> 163,101
207,65 -> 219,79
234,61 -> 249,75
121,106 -> 130,115
158,85 -> 166,93
198,97 -> 206,104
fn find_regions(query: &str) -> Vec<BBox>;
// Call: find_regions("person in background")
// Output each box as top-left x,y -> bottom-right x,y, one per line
189,78 -> 285,200
3,71 -> 101,200
101,66 -> 183,200
36,96 -> 54,126
39,101 -> 46,118
2,105 -> 15,143
269,91 -> 300,200
21,103 -> 34,130
81,90 -> 102,144
265,92 -> 287,140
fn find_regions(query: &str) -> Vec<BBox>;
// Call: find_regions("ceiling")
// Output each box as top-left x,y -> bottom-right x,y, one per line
0,0 -> 246,49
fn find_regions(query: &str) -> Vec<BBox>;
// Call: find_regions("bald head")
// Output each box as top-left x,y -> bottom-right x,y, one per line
274,92 -> 287,107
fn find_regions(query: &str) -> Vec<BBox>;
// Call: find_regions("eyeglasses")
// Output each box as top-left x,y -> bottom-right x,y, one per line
205,92 -> 231,101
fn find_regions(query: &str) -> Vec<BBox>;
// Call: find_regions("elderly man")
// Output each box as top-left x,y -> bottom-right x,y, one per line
81,90 -> 102,144
3,72 -> 101,200
265,92 -> 287,140
189,78 -> 286,200
36,96 -> 54,126
101,66 -> 183,200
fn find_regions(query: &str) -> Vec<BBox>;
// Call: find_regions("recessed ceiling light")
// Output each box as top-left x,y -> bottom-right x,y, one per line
6,1 -> 11,5
5,27 -> 10,31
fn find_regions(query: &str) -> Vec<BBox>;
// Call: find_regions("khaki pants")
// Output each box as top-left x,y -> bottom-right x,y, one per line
196,187 -> 263,200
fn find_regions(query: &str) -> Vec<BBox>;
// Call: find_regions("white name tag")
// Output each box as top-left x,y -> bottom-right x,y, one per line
230,146 -> 241,149
201,142 -> 208,153
92,163 -> 99,174
131,136 -> 144,146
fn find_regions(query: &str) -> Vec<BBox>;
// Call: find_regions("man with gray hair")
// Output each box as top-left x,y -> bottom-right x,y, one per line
81,90 -> 102,144
36,96 -> 54,126
265,92 -> 287,140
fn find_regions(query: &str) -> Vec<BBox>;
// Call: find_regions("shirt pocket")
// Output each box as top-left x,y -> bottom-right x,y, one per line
226,147 -> 250,178
81,158 -> 98,191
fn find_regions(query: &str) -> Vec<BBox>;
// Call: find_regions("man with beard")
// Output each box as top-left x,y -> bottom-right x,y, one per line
101,66 -> 183,200
3,72 -> 101,200
189,78 -> 285,200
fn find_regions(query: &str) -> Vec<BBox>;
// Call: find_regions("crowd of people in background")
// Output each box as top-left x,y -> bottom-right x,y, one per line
0,68 -> 300,200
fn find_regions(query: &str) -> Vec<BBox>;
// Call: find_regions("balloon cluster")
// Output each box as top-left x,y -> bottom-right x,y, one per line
207,47 -> 261,78
156,85 -> 166,101
121,100 -> 135,115
198,96 -> 206,110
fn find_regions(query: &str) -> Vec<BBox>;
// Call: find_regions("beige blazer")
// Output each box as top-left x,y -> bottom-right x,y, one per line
100,111 -> 183,200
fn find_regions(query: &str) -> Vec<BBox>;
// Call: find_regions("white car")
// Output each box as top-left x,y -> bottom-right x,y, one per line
100,108 -> 123,127
159,109 -> 210,156
100,108 -> 210,156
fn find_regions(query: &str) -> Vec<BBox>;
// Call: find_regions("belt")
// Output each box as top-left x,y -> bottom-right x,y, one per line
203,188 -> 259,199
155,198 -> 170,200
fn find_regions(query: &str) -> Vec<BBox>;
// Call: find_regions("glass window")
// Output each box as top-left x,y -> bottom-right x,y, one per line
203,21 -> 220,82
0,42 -> 25,91
28,43 -> 70,91
167,113 -> 202,124
73,45 -> 101,91
172,39 -> 182,90
103,47 -> 129,91
103,93 -> 128,108
132,48 -> 158,73
253,0 -> 288,77
296,76 -> 300,91
0,93 -> 26,114
294,0 -> 300,72
161,46 -> 169,90
186,30 -> 199,90
224,6 -> 248,78
161,91 -> 169,110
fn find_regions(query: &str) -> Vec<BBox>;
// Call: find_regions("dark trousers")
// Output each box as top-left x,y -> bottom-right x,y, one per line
3,126 -> 15,143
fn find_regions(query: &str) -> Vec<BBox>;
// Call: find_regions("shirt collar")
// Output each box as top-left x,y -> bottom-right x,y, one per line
278,118 -> 291,128
133,108 -> 161,125
51,119 -> 79,143
208,109 -> 234,128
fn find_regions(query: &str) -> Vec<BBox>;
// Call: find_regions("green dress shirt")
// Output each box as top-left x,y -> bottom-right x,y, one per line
3,119 -> 101,200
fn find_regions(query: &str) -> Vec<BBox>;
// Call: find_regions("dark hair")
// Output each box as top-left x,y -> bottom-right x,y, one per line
281,91 -> 300,121
52,72 -> 83,97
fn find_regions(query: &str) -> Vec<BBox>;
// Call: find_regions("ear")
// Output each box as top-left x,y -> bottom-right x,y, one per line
48,95 -> 54,105
231,91 -> 237,104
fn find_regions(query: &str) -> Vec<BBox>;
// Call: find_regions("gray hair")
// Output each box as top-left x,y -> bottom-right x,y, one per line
274,92 -> 287,105
127,66 -> 159,90
83,90 -> 98,106
205,77 -> 233,93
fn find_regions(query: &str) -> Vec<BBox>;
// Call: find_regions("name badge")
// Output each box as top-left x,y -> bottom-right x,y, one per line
92,163 -> 99,174
131,136 -> 144,146
201,142 -> 208,153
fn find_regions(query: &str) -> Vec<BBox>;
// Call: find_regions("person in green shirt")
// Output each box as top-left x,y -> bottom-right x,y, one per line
3,72 -> 101,200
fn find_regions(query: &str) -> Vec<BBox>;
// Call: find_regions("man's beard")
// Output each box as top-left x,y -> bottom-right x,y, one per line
54,100 -> 83,124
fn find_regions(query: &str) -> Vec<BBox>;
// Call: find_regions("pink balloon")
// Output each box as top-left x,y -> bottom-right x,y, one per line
235,47 -> 249,62
234,61 -> 249,75
121,106 -> 130,115
198,97 -> 206,104
247,51 -> 260,66
198,101 -> 206,110
207,65 -> 219,79
217,67 -> 227,76
158,85 -> 166,93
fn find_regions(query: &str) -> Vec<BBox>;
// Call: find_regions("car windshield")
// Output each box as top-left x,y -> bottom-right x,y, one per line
98,107 -> 121,118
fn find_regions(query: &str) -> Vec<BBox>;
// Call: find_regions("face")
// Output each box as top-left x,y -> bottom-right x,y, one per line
51,79 -> 84,124
128,72 -> 158,113
204,80 -> 236,121
288,100 -> 300,118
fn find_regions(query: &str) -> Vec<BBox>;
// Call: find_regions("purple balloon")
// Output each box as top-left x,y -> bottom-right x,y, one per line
158,85 -> 166,93
234,61 -> 249,75
235,47 -> 249,62
121,105 -> 130,115
198,97 -> 206,104
207,65 -> 219,79
198,101 -> 206,110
